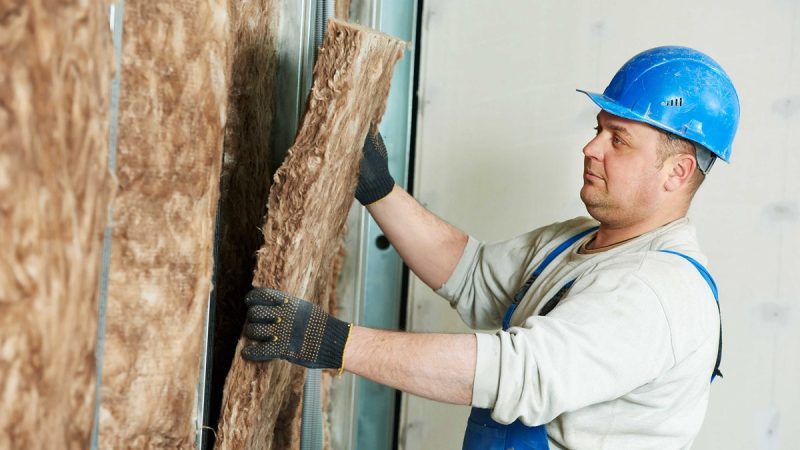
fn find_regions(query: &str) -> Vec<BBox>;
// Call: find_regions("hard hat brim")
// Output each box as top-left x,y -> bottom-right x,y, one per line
576,89 -> 731,162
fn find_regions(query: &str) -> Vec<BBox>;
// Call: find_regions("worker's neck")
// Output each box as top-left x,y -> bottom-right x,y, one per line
590,210 -> 687,250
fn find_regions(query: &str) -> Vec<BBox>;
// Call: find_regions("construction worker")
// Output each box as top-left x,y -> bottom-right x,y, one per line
240,46 -> 740,449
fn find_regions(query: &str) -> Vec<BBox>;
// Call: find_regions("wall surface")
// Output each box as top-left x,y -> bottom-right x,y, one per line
401,1 -> 800,449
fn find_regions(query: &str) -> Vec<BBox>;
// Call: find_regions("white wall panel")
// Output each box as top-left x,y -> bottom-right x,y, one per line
400,1 -> 800,449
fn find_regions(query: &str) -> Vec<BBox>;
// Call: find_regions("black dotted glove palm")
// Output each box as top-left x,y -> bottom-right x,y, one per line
241,287 -> 351,370
355,130 -> 395,205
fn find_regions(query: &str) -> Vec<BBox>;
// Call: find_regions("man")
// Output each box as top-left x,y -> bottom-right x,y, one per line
241,46 -> 740,449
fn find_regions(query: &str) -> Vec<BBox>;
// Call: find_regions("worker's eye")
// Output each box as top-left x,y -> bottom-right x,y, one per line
612,135 -> 625,146
593,125 -> 601,135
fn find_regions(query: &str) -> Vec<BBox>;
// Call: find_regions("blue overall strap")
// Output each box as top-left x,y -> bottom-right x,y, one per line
502,226 -> 599,330
466,227 -> 598,450
531,227 -> 600,278
658,250 -> 723,382
463,408 -> 549,450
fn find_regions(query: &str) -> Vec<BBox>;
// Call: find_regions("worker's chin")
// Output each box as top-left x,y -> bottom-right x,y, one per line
579,186 -> 601,208
580,191 -> 609,221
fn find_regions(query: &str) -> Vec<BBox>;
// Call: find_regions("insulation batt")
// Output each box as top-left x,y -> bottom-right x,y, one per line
0,1 -> 114,448
96,1 -> 230,448
215,19 -> 406,450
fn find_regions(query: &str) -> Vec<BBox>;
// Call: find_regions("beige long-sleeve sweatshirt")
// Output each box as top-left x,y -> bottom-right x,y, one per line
437,216 -> 721,450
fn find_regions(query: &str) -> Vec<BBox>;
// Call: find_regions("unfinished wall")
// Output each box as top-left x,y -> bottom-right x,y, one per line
96,1 -> 230,448
3,3 -> 396,449
216,19 -> 405,450
210,0 -> 280,444
0,1 -> 113,448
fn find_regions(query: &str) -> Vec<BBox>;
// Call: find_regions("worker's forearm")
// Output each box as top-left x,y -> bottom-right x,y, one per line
343,325 -> 476,405
367,185 -> 468,289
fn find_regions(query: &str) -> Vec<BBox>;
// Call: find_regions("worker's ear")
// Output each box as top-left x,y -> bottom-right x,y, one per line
664,153 -> 697,192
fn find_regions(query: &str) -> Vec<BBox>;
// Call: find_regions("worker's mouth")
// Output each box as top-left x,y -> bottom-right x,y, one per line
584,169 -> 604,182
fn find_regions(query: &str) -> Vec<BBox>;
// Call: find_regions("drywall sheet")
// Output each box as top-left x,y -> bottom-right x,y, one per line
96,1 -> 230,448
0,1 -> 113,448
216,19 -> 405,450
210,0 -> 280,442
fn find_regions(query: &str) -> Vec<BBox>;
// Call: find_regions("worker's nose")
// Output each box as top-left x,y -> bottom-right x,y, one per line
582,135 -> 604,160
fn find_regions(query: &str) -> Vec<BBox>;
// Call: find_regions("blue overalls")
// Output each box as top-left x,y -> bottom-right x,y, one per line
462,227 -> 723,450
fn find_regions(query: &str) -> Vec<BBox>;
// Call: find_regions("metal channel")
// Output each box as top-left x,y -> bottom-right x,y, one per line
91,3 -> 125,449
302,4 -> 334,450
271,0 -> 318,169
195,203 -> 218,449
354,1 -> 419,449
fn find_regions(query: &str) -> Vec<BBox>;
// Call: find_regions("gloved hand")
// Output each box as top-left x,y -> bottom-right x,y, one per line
241,287 -> 352,370
355,130 -> 395,205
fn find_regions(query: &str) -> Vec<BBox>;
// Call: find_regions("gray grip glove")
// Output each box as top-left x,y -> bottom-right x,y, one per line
355,131 -> 395,205
241,287 -> 351,369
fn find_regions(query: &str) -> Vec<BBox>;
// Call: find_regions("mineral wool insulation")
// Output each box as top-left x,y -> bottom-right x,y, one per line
1,3 -> 402,450
0,1 -> 114,448
96,1 -> 230,448
215,19 -> 406,450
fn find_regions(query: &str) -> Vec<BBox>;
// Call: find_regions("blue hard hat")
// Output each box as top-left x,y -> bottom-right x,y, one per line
577,46 -> 740,162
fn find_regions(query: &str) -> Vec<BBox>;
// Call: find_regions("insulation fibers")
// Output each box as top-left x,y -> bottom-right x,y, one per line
0,1 -> 114,448
96,1 -> 230,448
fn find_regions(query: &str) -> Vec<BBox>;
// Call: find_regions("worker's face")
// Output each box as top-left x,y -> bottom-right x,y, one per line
580,111 -> 669,227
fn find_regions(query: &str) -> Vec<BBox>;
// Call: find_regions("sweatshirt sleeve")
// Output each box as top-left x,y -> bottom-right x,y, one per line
435,230 -> 546,330
435,218 -> 597,330
434,236 -> 508,329
471,264 -> 676,426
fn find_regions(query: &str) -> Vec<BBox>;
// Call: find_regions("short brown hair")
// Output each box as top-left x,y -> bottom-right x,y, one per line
656,130 -> 705,194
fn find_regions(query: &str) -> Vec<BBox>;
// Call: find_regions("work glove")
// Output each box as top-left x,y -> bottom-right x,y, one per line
241,287 -> 352,370
355,130 -> 395,205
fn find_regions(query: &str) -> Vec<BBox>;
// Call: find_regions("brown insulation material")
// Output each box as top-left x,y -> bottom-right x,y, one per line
210,0 -> 280,441
0,1 -> 113,449
96,1 -> 230,448
336,0 -> 352,20
216,19 -> 405,450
